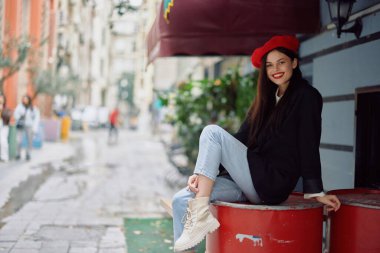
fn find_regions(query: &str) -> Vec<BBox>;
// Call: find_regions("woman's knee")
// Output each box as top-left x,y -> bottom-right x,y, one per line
202,124 -> 221,133
201,124 -> 222,140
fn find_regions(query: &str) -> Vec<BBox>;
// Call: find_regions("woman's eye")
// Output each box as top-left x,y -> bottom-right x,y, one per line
279,61 -> 285,64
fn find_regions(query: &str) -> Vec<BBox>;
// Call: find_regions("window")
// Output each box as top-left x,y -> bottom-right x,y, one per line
204,68 -> 209,79
214,61 -> 221,78
355,86 -> 380,189
21,0 -> 30,36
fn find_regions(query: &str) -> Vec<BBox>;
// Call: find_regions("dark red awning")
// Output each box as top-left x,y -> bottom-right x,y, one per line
147,0 -> 320,63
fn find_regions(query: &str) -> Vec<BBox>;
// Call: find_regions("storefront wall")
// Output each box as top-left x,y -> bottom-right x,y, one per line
299,1 -> 380,190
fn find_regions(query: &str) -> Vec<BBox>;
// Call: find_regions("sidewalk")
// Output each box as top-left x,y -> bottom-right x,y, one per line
0,141 -> 76,221
0,125 -> 186,253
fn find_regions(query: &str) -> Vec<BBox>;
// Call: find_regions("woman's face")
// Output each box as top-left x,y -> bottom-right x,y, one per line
265,50 -> 297,87
22,96 -> 29,105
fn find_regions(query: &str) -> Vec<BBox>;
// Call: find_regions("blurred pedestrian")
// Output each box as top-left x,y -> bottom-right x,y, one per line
14,95 -> 40,160
108,107 -> 119,144
151,96 -> 163,135
0,94 -> 11,161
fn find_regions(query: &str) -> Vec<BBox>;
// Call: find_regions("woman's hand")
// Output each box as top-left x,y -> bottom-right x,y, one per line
187,174 -> 199,193
316,194 -> 341,212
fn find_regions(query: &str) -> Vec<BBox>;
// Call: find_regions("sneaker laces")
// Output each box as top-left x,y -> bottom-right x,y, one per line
182,207 -> 196,230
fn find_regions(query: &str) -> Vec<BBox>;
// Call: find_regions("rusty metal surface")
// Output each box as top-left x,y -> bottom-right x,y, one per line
207,195 -> 324,253
329,189 -> 380,210
329,189 -> 380,253
213,194 -> 323,210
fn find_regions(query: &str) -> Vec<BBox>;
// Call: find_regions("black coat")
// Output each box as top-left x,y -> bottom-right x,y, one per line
229,81 -> 324,204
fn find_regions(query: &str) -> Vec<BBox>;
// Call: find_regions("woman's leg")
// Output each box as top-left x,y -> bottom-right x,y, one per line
25,127 -> 33,160
16,129 -> 23,159
174,124 -> 259,251
172,175 -> 247,251
194,125 -> 260,203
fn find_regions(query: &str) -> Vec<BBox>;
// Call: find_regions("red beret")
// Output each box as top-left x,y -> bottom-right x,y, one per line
251,35 -> 300,68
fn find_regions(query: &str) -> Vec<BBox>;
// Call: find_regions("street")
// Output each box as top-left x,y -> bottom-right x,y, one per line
0,121 -> 185,253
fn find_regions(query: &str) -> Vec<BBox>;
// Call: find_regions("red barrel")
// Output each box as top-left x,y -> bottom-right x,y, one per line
206,194 -> 323,253
328,189 -> 380,253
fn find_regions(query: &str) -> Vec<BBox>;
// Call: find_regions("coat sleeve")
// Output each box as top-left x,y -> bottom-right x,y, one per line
297,89 -> 324,193
13,105 -> 22,121
232,118 -> 249,145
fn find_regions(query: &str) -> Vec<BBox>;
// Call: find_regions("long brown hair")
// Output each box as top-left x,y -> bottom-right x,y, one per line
246,47 -> 304,148
22,95 -> 33,109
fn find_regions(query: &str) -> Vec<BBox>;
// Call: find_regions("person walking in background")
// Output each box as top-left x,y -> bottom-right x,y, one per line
14,95 -> 40,161
150,95 -> 163,135
108,107 -> 120,144
0,94 -> 11,162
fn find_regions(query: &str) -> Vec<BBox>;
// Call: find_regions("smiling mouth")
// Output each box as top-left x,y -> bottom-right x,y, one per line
272,72 -> 284,79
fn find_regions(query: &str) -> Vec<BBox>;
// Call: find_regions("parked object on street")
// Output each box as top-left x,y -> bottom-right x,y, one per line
61,115 -> 71,141
7,125 -> 17,160
70,107 -> 83,130
82,106 -> 98,128
206,194 -> 323,253
14,95 -> 40,160
70,106 -> 111,130
41,119 -> 61,142
128,106 -> 139,130
129,115 -> 138,130
327,189 -> 380,253
98,106 -> 109,128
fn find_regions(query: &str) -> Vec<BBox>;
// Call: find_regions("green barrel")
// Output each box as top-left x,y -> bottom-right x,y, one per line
8,124 -> 17,160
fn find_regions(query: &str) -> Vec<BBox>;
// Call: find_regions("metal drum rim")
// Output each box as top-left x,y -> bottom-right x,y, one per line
339,202 -> 380,210
328,188 -> 380,210
212,200 -> 323,210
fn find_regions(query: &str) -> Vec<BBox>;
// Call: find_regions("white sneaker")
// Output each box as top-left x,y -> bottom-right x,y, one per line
174,197 -> 220,252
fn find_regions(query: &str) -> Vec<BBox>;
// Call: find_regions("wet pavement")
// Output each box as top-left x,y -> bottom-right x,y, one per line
0,125 -> 186,253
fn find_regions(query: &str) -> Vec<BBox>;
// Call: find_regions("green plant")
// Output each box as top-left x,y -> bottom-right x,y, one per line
28,66 -> 80,101
160,68 -> 258,167
0,35 -> 31,92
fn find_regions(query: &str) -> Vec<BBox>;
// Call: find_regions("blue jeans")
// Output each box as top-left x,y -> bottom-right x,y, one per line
17,126 -> 33,157
172,125 -> 260,244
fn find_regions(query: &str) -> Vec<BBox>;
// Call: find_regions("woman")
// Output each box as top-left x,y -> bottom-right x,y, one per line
14,95 -> 40,161
0,94 -> 11,161
172,35 -> 341,252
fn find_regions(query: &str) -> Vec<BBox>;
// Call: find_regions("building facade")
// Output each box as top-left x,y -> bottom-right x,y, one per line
1,0 -> 118,116
299,0 -> 380,190
56,0 -> 113,108
2,0 -> 56,112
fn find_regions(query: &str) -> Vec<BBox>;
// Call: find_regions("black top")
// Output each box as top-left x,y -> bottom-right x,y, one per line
225,81 -> 324,204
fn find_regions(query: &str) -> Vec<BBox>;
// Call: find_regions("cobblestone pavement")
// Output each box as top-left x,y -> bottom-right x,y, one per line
0,125 -> 185,253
